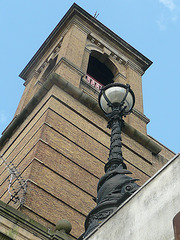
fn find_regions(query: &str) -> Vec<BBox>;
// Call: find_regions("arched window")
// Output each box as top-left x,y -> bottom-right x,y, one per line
87,56 -> 114,86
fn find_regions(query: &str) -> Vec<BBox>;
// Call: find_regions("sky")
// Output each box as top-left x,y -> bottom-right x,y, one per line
0,0 -> 179,154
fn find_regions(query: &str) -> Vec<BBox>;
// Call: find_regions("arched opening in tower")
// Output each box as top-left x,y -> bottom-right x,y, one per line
87,55 -> 114,86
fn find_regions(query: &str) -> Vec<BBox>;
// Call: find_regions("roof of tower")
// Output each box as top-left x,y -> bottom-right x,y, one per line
19,3 -> 152,81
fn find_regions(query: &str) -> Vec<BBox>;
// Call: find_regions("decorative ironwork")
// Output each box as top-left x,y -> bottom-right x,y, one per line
83,83 -> 139,238
1,155 -> 27,206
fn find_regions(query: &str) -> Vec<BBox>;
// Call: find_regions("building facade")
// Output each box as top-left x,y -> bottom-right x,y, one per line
0,4 -> 175,239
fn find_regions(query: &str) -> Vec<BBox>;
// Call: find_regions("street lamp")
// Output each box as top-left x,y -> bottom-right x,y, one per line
98,83 -> 135,172
99,83 -> 135,115
83,83 -> 139,238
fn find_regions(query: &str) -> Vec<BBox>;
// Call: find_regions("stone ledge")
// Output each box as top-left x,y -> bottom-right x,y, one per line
0,200 -> 53,239
0,200 -> 73,240
0,72 -> 161,154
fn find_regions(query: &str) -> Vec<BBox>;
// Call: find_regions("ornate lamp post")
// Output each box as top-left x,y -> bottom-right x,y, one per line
84,83 -> 139,237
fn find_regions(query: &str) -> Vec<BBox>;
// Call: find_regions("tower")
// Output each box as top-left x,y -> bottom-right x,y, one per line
0,4 -> 174,239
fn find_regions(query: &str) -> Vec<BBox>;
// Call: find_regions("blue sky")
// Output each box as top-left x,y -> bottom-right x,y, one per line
0,0 -> 179,153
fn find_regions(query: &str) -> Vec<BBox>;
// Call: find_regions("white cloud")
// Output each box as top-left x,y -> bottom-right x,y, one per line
159,0 -> 176,11
157,0 -> 180,30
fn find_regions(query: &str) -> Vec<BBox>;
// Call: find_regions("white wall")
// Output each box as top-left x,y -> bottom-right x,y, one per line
85,153 -> 180,240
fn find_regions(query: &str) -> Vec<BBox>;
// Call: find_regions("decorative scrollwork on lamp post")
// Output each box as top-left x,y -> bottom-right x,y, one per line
83,83 -> 140,238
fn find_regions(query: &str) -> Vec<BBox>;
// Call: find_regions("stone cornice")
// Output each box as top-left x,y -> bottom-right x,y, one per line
125,60 -> 144,76
88,33 -> 127,65
133,109 -> 150,124
86,35 -> 146,76
0,72 -> 161,154
0,200 -> 73,240
19,3 -> 152,81
71,18 -> 91,35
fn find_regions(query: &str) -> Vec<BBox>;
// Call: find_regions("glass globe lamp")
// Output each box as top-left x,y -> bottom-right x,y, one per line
98,83 -> 135,116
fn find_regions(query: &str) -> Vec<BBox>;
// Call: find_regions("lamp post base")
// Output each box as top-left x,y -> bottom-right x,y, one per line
83,166 -> 139,238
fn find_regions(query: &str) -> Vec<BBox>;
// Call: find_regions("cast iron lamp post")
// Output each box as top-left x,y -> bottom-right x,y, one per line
83,83 -> 139,238
99,83 -> 135,171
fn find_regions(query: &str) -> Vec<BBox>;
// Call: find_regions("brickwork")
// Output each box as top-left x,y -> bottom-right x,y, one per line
0,4 -> 175,240
0,84 -> 174,238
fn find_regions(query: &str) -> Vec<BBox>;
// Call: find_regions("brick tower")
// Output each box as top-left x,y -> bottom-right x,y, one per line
0,4 -> 174,239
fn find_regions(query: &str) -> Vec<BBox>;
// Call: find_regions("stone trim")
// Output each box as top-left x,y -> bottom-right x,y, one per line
113,72 -> 127,81
71,18 -> 91,35
24,38 -> 64,86
0,200 -> 73,240
84,47 -> 92,54
0,72 -> 161,154
125,60 -> 144,76
88,33 -> 127,65
133,109 -> 150,124
0,200 -> 53,239
0,233 -> 12,240
80,77 -> 100,97
54,57 -> 85,77
85,43 -> 103,55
